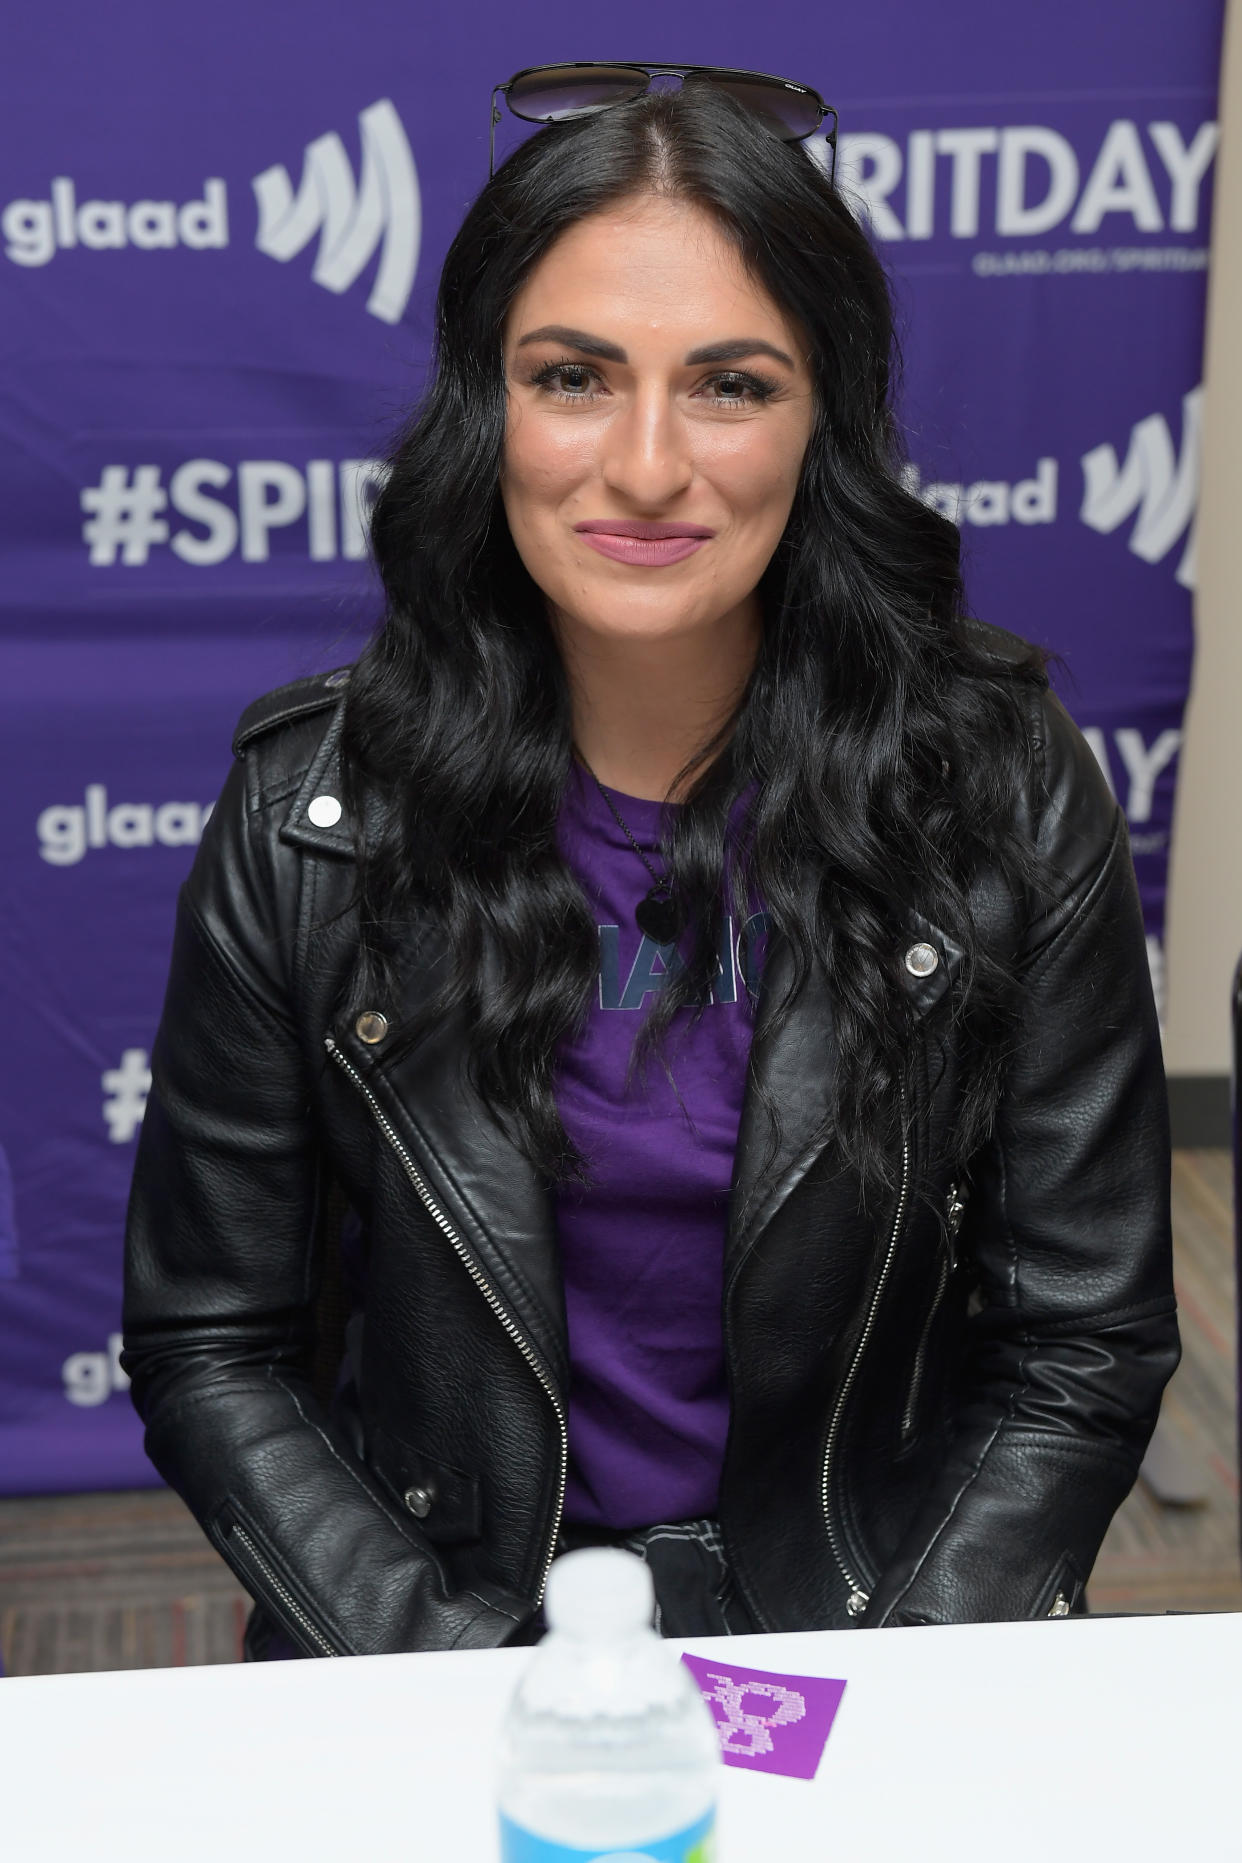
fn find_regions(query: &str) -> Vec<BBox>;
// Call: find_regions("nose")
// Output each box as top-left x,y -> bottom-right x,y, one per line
600,382 -> 694,509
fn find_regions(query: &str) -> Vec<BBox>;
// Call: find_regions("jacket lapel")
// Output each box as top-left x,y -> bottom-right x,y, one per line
353,1004 -> 569,1395
727,918 -> 838,1274
285,729 -> 569,1393
727,897 -> 965,1273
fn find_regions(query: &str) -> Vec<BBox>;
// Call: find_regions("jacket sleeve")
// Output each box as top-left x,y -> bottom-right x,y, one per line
122,746 -> 536,1656
865,691 -> 1180,1626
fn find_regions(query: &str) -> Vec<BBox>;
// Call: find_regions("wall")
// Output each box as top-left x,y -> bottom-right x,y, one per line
1165,0 -> 1242,1083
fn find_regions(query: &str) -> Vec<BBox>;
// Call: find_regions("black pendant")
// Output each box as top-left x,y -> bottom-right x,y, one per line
635,887 -> 684,945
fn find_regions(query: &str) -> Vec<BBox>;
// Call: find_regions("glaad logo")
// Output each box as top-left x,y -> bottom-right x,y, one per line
902,390 -> 1200,588
1080,388 -> 1202,589
253,98 -> 420,323
0,96 -> 420,325
37,786 -> 214,865
1,179 -> 227,267
902,457 -> 1057,527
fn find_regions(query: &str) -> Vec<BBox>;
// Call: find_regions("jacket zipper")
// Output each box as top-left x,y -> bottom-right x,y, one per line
324,1035 -> 569,1605
821,1115 -> 911,1620
899,1182 -> 965,1441
229,1521 -> 339,1656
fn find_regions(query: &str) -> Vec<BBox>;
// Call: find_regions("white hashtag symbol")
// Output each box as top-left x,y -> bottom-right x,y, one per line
102,1049 -> 152,1143
81,466 -> 170,566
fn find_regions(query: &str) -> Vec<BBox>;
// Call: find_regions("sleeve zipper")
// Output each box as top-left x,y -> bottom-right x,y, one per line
227,1520 -> 340,1657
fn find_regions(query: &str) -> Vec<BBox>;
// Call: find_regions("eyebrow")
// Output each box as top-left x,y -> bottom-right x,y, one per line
684,338 -> 796,369
515,325 -> 796,370
516,325 -> 626,361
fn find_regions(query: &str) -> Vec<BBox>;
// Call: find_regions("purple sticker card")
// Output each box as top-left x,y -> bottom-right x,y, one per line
681,1653 -> 847,1781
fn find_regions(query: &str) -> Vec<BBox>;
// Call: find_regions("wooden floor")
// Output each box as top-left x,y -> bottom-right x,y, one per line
0,1151 -> 1237,1674
0,1488 -> 249,1673
1091,1149 -> 1241,1614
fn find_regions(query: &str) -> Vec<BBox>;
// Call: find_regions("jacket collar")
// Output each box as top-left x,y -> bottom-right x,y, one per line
280,703 -> 356,858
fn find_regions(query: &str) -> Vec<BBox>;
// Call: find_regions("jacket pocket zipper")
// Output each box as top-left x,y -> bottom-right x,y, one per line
227,1520 -> 339,1657
899,1181 -> 967,1442
325,1035 -> 568,1606
821,1111 -> 911,1620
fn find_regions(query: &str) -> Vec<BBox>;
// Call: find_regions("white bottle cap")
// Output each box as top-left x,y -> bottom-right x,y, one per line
543,1547 -> 655,1639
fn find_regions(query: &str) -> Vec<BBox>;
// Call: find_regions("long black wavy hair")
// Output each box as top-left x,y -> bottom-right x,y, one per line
339,84 -> 1047,1198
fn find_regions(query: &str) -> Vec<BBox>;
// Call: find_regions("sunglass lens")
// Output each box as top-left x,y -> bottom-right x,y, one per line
507,64 -> 650,123
688,72 -> 823,140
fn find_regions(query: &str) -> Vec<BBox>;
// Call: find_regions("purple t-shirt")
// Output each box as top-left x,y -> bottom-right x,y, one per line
554,765 -> 768,1530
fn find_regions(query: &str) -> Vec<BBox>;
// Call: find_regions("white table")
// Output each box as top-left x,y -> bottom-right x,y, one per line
1,1612 -> 1237,1860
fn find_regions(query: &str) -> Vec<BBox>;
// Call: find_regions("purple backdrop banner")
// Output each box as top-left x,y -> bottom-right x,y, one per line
0,4 -> 1223,1491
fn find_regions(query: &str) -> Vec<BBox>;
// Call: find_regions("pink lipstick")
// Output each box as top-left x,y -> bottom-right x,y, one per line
573,519 -> 714,567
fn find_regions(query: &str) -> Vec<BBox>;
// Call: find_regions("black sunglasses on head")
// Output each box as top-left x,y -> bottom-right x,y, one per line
490,61 -> 838,180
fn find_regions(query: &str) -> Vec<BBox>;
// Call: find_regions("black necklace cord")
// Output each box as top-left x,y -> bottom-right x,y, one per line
574,749 -> 687,944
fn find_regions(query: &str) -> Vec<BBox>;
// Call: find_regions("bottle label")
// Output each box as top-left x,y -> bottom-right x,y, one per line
498,1807 -> 715,1862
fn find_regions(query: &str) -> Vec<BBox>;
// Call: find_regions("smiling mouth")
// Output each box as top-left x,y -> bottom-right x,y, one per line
573,519 -> 715,567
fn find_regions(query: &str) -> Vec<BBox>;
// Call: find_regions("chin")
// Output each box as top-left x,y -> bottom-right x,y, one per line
564,589 -> 727,644
583,611 -> 712,647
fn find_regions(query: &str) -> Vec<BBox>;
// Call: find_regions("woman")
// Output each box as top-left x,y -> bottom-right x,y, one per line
123,70 -> 1178,1655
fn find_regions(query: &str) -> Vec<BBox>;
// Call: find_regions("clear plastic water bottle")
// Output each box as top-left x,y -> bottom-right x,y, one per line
497,1546 -> 720,1862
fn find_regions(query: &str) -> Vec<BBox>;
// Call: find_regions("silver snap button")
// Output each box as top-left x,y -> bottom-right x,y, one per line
904,941 -> 939,979
404,1485 -> 433,1519
307,794 -> 343,828
324,668 -> 351,689
355,1011 -> 388,1045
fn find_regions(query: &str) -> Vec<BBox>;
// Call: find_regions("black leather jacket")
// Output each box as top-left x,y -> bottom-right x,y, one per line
122,642 -> 1178,1654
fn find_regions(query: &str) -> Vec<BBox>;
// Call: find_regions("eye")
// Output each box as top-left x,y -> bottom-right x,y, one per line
698,370 -> 779,407
528,360 -> 602,400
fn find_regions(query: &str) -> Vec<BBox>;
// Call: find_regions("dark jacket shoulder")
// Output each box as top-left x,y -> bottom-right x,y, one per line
949,620 -> 1122,946
227,668 -> 354,838
954,616 -> 1115,861
957,615 -> 1048,677
232,667 -> 353,760
1028,679 -> 1119,876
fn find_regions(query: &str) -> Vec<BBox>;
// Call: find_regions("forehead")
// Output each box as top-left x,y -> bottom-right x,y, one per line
505,194 -> 799,352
